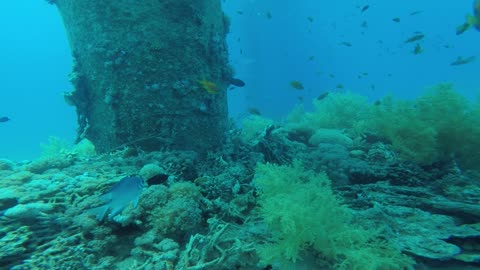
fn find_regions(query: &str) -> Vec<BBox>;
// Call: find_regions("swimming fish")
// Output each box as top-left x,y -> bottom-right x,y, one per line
340,41 -> 352,47
456,21 -> 472,35
404,33 -> 424,43
361,5 -> 369,12
247,107 -> 261,116
0,116 -> 10,123
409,10 -> 423,16
88,176 -> 145,221
450,56 -> 476,66
392,17 -> 400,23
456,0 -> 480,35
316,92 -> 329,101
229,78 -> 245,87
198,79 -> 219,94
413,43 -> 423,54
290,80 -> 304,90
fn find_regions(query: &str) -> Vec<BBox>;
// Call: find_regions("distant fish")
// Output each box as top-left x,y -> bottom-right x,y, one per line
340,41 -> 352,47
229,78 -> 245,87
456,1 -> 480,35
88,176 -> 145,221
361,5 -> 370,12
450,56 -> 476,66
413,43 -> 423,54
290,80 -> 304,90
392,17 -> 401,23
456,21 -> 472,35
404,33 -> 424,43
266,11 -> 272,19
409,10 -> 423,16
307,16 -> 314,23
316,92 -> 329,101
0,116 -> 10,123
247,107 -> 261,116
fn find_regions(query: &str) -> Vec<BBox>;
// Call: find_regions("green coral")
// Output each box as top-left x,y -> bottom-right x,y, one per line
370,83 -> 480,168
285,86 -> 480,170
287,92 -> 371,138
254,161 -> 414,269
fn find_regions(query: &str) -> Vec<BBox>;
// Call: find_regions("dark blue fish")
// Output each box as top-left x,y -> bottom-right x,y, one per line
229,78 -> 245,87
88,176 -> 145,221
0,117 -> 10,123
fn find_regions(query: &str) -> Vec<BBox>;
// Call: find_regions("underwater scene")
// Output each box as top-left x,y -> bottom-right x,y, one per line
1,0 -> 480,269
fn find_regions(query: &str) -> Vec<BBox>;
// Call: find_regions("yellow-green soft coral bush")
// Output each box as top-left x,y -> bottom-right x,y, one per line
369,96 -> 438,164
254,161 -> 414,270
370,83 -> 480,168
287,92 -> 371,138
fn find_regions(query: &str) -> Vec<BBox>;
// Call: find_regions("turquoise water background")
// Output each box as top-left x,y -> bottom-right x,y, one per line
0,0 -> 478,161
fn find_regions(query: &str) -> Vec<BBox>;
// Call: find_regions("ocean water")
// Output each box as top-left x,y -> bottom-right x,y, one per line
1,1 -> 480,269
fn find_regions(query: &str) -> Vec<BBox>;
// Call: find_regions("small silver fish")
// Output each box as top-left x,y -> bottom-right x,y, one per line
88,176 -> 145,221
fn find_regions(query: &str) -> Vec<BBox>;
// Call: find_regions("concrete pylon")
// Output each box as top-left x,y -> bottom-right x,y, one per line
52,0 -> 232,153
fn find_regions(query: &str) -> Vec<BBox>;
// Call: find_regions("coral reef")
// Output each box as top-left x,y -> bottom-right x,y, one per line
1,89 -> 480,269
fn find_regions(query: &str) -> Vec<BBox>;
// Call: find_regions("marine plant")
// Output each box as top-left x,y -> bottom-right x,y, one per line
254,161 -> 414,269
370,83 -> 480,169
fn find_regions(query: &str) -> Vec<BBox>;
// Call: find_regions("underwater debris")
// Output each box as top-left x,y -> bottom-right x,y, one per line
88,176 -> 145,221
450,56 -> 476,66
289,80 -> 304,90
404,33 -> 425,43
0,116 -> 10,123
197,79 -> 219,94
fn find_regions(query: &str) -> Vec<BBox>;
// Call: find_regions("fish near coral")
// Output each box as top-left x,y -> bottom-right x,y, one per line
88,176 -> 145,221
198,79 -> 219,94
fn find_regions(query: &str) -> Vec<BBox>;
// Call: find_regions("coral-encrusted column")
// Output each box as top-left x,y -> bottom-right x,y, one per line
51,0 -> 231,153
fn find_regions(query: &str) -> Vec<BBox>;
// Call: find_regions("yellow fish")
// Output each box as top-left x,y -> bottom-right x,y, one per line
198,79 -> 218,94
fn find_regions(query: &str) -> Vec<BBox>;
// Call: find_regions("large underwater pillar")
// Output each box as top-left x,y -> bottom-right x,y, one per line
51,0 -> 232,153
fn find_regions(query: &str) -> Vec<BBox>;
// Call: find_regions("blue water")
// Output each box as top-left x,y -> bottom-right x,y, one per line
1,0 -> 478,161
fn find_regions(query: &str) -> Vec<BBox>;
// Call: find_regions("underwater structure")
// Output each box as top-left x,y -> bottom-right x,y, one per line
54,0 -> 232,153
